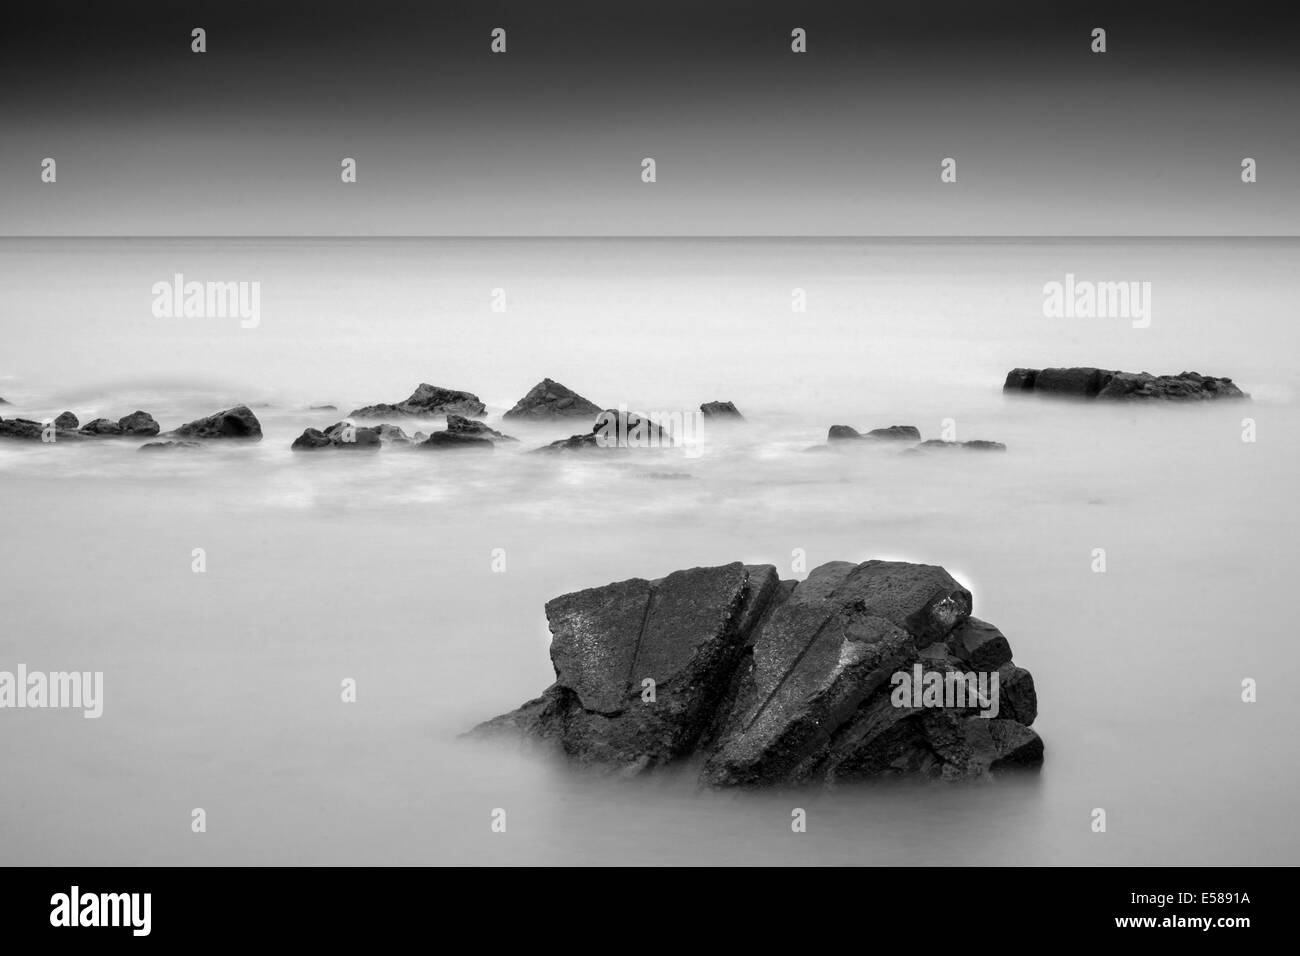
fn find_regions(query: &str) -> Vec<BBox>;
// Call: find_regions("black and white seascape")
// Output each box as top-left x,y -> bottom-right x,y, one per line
1,2 -> 1297,870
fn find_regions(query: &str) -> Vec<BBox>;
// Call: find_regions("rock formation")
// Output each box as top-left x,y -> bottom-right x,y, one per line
349,384 -> 486,419
1004,367 -> 1247,401
165,405 -> 262,440
537,409 -> 667,452
503,379 -> 602,421
474,559 -> 1042,786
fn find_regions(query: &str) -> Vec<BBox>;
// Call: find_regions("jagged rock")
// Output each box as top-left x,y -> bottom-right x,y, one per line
291,428 -> 334,451
349,384 -> 485,419
445,414 -> 516,442
502,378 -> 602,421
0,417 -> 44,440
536,409 -> 667,452
700,401 -> 744,420
475,559 -> 1040,787
54,411 -> 78,431
1005,367 -> 1247,401
166,405 -> 262,440
138,440 -> 202,451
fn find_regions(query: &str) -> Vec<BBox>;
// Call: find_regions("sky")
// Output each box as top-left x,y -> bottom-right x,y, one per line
2,0 -> 1298,236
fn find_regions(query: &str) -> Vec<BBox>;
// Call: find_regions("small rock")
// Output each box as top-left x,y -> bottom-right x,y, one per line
166,405 -> 262,440
54,411 -> 79,431
350,384 -> 486,419
700,401 -> 744,420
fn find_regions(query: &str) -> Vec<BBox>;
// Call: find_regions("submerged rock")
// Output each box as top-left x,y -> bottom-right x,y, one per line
910,439 -> 1007,452
166,405 -> 262,440
700,400 -> 744,420
420,431 -> 494,450
139,440 -> 203,451
474,559 -> 1041,786
290,420 -> 406,451
829,424 -> 921,442
445,414 -> 516,442
1004,367 -> 1247,401
349,384 -> 486,419
536,409 -> 668,452
502,378 -> 602,421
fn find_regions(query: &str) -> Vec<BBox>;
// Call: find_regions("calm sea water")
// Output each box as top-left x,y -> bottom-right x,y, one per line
0,238 -> 1296,864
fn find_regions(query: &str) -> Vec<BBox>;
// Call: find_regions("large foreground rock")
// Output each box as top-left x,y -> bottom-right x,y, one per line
1004,367 -> 1247,401
350,384 -> 486,419
503,379 -> 602,421
165,405 -> 262,440
473,559 -> 1042,786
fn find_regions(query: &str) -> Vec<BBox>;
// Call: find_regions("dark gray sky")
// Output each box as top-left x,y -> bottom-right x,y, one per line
2,1 -> 1297,235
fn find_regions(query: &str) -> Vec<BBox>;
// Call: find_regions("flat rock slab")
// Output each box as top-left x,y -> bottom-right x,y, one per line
1005,366 -> 1247,401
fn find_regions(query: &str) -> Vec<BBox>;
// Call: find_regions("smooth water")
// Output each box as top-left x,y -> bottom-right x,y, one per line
1,238 -> 1296,865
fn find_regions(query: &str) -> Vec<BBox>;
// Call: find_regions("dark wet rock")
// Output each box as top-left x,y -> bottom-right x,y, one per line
117,411 -> 160,436
420,431 -> 494,450
349,384 -> 486,419
166,405 -> 262,440
291,420 -> 395,451
946,618 -> 1013,671
291,428 -> 333,451
700,401 -> 744,420
828,424 -> 921,443
1003,368 -> 1038,391
1005,367 -> 1247,401
502,378 -> 602,421
79,418 -> 124,436
74,410 -> 159,438
910,439 -> 1007,452
54,411 -> 79,431
445,414 -> 516,442
475,559 -> 1040,786
0,417 -> 45,440
866,425 -> 921,441
139,440 -> 203,451
536,409 -> 668,452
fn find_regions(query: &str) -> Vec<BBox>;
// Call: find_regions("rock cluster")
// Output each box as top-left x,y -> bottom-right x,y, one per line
475,559 -> 1042,786
1004,367 -> 1248,400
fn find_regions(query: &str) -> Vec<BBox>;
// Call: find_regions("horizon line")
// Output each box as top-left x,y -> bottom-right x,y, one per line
2,235 -> 1298,241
